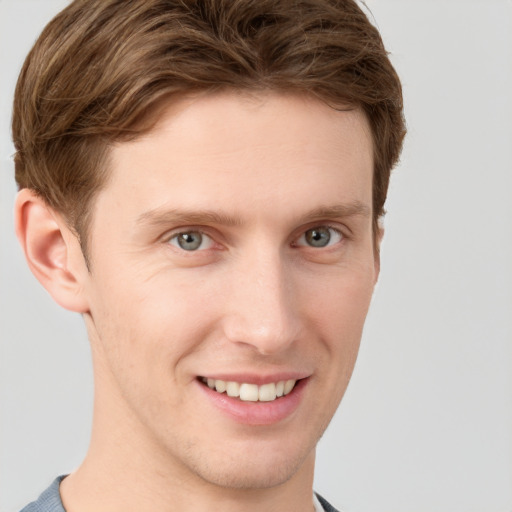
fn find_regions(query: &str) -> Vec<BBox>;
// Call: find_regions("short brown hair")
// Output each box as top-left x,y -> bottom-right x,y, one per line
12,0 -> 405,260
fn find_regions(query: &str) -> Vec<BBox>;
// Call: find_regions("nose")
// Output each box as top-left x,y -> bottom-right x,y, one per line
222,247 -> 302,356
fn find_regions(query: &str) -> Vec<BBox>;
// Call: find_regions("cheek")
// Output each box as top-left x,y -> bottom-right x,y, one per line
87,261 -> 223,378
85,276 -> 210,427
301,266 -> 375,381
305,264 -> 375,330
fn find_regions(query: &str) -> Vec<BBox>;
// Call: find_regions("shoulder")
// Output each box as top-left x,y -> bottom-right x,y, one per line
315,492 -> 343,512
21,479 -> 342,512
19,476 -> 67,512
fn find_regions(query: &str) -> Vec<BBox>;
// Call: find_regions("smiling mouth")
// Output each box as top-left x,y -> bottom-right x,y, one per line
199,377 -> 298,402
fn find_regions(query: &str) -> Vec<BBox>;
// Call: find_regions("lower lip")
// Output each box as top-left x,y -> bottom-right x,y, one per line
196,378 -> 307,425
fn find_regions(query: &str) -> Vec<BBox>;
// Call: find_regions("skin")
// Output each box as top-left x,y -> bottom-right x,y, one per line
16,92 -> 379,512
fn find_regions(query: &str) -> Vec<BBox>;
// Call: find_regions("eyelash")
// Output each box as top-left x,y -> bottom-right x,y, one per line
166,230 -> 215,252
293,225 -> 344,249
164,224 -> 346,253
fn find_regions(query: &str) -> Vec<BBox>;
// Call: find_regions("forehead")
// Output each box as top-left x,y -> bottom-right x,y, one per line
97,91 -> 373,225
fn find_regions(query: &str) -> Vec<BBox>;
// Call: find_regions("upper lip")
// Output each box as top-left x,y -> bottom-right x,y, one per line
198,372 -> 310,385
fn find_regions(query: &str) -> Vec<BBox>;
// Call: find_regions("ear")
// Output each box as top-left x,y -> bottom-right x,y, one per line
15,189 -> 90,313
373,220 -> 384,284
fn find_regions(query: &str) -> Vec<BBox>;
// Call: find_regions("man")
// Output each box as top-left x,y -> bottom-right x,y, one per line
12,0 -> 405,510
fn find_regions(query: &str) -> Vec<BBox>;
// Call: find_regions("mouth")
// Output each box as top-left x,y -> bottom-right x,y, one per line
197,374 -> 307,425
199,377 -> 298,402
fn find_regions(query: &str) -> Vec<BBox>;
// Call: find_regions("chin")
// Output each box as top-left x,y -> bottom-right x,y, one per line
197,454 -> 310,490
181,437 -> 316,491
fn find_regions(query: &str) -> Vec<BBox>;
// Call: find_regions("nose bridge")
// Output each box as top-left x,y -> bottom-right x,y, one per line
224,243 -> 300,355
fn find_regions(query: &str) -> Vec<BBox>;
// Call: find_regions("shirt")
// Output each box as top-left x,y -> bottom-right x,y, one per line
20,476 -> 342,512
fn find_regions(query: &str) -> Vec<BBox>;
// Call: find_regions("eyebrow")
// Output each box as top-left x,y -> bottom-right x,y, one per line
136,201 -> 371,229
297,202 -> 371,223
136,208 -> 244,228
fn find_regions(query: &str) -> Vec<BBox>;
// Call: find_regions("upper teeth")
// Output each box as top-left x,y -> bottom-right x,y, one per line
203,378 -> 297,402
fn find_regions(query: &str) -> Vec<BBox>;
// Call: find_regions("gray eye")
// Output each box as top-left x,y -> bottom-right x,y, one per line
304,227 -> 332,247
173,231 -> 204,251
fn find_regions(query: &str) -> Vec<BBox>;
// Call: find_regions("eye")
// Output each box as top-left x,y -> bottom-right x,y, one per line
296,226 -> 343,248
168,230 -> 213,251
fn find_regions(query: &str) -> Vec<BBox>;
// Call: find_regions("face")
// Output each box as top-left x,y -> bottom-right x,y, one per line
81,92 -> 377,490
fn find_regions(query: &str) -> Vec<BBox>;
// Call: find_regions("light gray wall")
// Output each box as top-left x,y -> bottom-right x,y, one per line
1,1 -> 511,511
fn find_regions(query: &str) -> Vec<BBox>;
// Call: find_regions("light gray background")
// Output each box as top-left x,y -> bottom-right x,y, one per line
1,1 -> 511,511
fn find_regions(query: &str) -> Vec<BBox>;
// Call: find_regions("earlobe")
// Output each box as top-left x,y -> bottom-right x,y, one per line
15,189 -> 90,313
